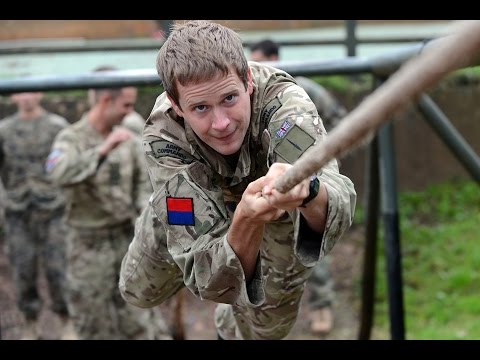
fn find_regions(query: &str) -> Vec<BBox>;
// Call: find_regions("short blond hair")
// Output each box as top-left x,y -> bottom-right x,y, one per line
156,20 -> 249,107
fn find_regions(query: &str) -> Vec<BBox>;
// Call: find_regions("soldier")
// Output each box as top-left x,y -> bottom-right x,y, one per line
87,66 -> 146,137
0,91 -> 75,340
250,38 -> 348,336
119,20 -> 356,340
46,80 -> 171,339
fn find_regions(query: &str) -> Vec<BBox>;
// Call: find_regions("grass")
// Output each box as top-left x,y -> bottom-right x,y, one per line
354,179 -> 480,339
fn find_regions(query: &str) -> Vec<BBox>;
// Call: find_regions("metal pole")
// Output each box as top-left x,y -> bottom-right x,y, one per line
0,36 -> 430,55
345,20 -> 357,57
358,134 -> 380,340
377,99 -> 406,339
0,69 -> 162,94
417,94 -> 480,183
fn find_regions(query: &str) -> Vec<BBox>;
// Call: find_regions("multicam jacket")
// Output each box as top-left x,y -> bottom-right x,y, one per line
122,62 -> 356,307
295,76 -> 347,130
0,111 -> 68,212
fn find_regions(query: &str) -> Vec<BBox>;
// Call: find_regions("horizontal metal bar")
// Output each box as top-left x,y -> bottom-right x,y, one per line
0,56 -> 374,94
0,69 -> 162,94
0,37 -> 429,55
0,38 -> 166,54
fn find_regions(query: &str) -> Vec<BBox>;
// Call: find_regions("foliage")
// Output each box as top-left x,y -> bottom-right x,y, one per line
310,74 -> 372,94
444,65 -> 480,86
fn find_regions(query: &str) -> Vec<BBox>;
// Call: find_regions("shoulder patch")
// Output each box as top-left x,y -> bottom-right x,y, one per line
260,97 -> 282,126
45,149 -> 63,172
166,197 -> 195,226
273,125 -> 315,164
149,140 -> 194,164
275,120 -> 292,139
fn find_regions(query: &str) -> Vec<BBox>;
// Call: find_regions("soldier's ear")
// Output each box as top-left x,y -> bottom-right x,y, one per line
99,92 -> 113,105
247,68 -> 254,96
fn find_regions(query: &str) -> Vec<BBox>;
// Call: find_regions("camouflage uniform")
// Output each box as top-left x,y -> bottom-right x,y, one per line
47,115 -> 170,340
121,110 -> 145,136
119,62 -> 356,340
0,111 -> 69,321
0,179 -> 5,226
295,76 -> 347,132
295,76 -> 348,312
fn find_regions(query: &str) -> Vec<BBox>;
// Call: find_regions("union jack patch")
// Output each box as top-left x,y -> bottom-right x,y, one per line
275,121 -> 292,138
45,149 -> 62,172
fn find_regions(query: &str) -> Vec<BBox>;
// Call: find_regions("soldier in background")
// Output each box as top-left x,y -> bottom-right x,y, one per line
151,20 -> 174,40
250,38 -> 348,336
0,91 -> 75,340
87,66 -> 146,137
46,79 -> 170,339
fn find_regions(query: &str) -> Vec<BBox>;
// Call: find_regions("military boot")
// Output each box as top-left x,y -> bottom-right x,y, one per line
59,316 -> 79,340
310,306 -> 334,336
20,319 -> 40,340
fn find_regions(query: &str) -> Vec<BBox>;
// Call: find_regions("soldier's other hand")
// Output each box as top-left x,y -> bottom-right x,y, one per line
238,176 -> 285,222
99,128 -> 133,156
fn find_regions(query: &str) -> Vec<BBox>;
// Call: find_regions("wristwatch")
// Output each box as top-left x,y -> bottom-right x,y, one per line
300,175 -> 320,207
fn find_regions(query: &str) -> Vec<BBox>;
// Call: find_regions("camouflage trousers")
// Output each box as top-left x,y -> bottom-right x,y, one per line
307,256 -> 335,309
3,207 -> 69,321
66,222 -> 171,340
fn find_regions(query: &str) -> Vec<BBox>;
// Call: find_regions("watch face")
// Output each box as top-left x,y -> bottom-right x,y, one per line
310,176 -> 320,195
301,176 -> 320,207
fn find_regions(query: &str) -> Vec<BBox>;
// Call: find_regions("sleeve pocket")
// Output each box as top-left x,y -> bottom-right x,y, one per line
150,174 -> 223,252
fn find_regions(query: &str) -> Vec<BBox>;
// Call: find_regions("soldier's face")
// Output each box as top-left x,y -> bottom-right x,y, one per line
11,92 -> 43,112
107,87 -> 137,126
250,50 -> 277,62
170,68 -> 253,156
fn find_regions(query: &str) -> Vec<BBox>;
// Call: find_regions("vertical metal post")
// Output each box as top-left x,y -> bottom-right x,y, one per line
358,134 -> 380,340
377,92 -> 406,339
345,20 -> 357,57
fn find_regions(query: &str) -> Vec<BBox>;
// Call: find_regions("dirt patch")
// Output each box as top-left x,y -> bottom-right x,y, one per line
0,225 -> 367,340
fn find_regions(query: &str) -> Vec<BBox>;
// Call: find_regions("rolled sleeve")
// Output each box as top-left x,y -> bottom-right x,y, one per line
294,160 -> 356,266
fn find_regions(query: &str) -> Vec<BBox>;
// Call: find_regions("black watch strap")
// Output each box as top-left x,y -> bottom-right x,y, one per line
300,176 -> 320,208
